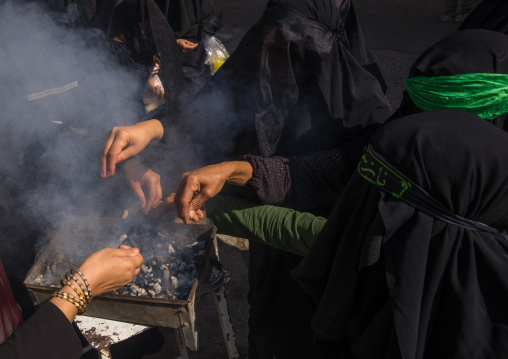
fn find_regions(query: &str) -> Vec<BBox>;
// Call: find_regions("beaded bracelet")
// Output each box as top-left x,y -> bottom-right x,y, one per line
60,278 -> 87,305
51,292 -> 86,315
64,272 -> 90,303
70,268 -> 93,301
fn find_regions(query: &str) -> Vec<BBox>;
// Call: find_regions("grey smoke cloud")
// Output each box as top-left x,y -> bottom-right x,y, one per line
0,0 -> 149,274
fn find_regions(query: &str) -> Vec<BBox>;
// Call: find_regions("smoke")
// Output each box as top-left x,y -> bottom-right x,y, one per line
0,0 -> 149,277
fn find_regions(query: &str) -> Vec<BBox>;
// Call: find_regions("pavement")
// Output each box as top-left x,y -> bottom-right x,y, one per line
140,0 -> 466,358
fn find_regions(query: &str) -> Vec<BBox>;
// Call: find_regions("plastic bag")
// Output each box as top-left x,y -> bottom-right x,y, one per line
143,74 -> 165,113
203,33 -> 230,75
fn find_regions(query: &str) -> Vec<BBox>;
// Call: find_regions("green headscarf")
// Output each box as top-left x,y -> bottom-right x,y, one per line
405,73 -> 508,119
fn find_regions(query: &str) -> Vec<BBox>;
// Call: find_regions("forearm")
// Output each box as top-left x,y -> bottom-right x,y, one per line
239,135 -> 372,210
207,195 -> 327,256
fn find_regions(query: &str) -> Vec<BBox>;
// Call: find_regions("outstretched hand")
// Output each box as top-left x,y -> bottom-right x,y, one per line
101,119 -> 164,178
176,39 -> 198,54
173,161 -> 254,224
78,245 -> 144,297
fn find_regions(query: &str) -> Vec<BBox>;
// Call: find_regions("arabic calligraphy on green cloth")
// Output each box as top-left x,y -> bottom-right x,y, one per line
357,145 -> 412,199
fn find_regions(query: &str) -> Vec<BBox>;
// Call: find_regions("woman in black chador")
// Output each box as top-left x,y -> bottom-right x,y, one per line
93,0 -> 186,111
100,0 -> 392,357
295,110 -> 508,358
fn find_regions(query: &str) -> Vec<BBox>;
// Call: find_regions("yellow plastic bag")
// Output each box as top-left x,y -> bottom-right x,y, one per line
203,33 -> 230,75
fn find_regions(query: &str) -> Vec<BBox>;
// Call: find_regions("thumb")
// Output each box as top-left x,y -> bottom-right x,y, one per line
188,192 -> 208,220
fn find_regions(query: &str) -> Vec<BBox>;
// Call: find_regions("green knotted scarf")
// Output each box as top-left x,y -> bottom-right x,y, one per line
405,73 -> 508,119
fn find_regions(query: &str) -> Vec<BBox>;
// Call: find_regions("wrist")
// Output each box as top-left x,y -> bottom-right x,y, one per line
49,285 -> 79,323
226,161 -> 253,186
140,119 -> 164,143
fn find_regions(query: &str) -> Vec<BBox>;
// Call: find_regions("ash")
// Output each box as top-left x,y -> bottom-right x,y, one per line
32,222 -> 208,301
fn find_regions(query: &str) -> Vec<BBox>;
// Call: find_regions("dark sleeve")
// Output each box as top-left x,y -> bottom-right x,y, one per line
199,0 -> 222,35
238,132 -> 372,210
0,302 -> 82,359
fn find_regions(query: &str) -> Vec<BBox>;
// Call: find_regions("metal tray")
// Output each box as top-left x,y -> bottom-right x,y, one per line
24,216 -> 218,350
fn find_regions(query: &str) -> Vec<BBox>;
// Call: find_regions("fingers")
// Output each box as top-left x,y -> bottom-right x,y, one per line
101,129 -> 115,178
130,181 -> 147,209
101,128 -> 130,178
174,174 -> 199,224
187,191 -> 209,223
144,174 -> 162,215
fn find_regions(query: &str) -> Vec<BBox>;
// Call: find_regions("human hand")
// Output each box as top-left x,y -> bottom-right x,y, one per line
78,245 -> 143,297
176,39 -> 198,54
123,158 -> 163,215
101,119 -> 164,178
174,161 -> 253,224
146,75 -> 165,99
152,192 -> 204,222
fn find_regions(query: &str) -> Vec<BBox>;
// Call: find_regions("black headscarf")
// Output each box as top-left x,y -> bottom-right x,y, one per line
93,0 -> 185,108
296,110 -> 508,358
459,0 -> 508,34
169,0 -> 391,160
393,29 -> 508,130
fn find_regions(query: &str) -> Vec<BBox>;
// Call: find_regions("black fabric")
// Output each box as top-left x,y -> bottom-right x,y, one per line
0,302 -> 82,359
296,110 -> 508,358
393,29 -> 508,130
459,0 -> 508,34
238,132 -> 368,211
92,0 -> 185,109
155,0 -> 222,39
159,1 -> 391,358
153,0 -> 222,92
161,0 -> 391,161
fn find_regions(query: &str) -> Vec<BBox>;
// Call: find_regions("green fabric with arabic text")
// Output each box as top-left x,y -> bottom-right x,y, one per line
206,195 -> 327,256
405,73 -> 508,119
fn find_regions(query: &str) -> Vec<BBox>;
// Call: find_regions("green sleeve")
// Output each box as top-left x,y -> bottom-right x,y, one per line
206,195 -> 327,256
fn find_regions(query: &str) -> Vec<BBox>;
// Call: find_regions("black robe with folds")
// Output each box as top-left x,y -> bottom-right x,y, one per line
459,0 -> 508,34
91,0 -> 186,109
0,302 -> 82,359
295,110 -> 508,358
159,1 -> 391,358
153,0 -> 222,90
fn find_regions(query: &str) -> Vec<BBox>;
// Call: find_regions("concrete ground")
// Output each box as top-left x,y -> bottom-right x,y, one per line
140,0 -> 468,358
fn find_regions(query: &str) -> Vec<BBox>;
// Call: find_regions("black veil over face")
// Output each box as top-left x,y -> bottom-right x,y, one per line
296,110 -> 508,358
394,29 -> 508,129
192,0 -> 391,158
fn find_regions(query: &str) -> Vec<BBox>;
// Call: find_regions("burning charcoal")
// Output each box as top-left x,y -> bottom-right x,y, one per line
153,282 -> 162,294
171,276 -> 178,289
148,289 -> 156,296
137,288 -> 147,296
168,244 -> 176,254
141,265 -> 149,274
34,275 -> 43,285
129,285 -> 140,295
163,268 -> 170,283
